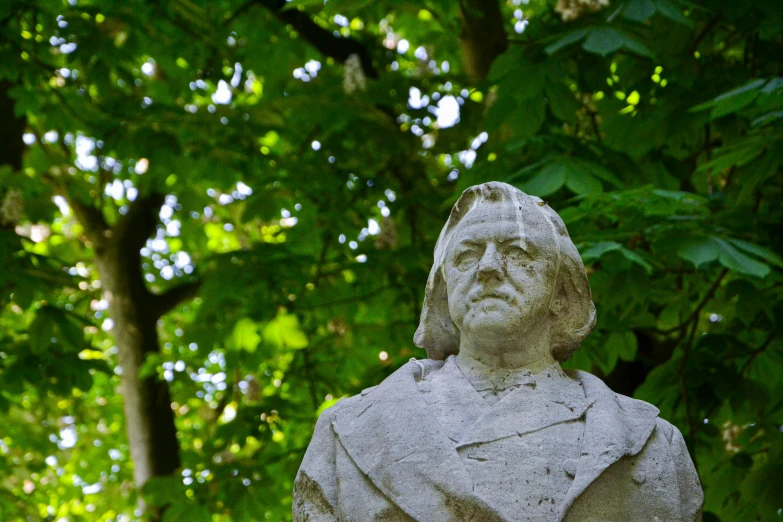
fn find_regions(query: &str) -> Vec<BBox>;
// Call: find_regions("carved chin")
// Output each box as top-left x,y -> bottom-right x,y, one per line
462,301 -> 545,334
463,303 -> 514,330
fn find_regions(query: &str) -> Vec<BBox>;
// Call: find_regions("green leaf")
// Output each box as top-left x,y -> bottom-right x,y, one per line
714,79 -> 767,101
752,109 -> 783,127
27,306 -> 85,355
582,28 -> 653,58
619,247 -> 653,274
695,144 -> 763,172
571,159 -> 623,188
658,302 -> 685,331
140,353 -> 164,380
620,36 -> 655,58
738,147 -> 783,204
231,318 -> 262,352
727,238 -> 783,269
677,238 -> 720,268
607,331 -> 638,362
509,65 -> 547,101
487,47 -> 524,83
545,29 -> 588,55
523,162 -> 566,196
546,83 -> 581,122
593,332 -> 620,374
565,172 -> 603,196
711,92 -> 763,119
653,0 -> 693,25
231,492 -> 265,522
316,395 -> 344,416
484,94 -> 518,131
510,97 -> 546,140
714,238 -> 770,278
582,28 -> 623,56
162,502 -> 211,522
244,193 -> 280,221
743,339 -> 783,397
281,0 -> 325,8
506,159 -> 549,182
55,314 -> 86,354
11,283 -> 35,309
740,458 -> 783,516
580,241 -> 622,260
263,313 -> 308,349
623,0 -> 656,22
29,306 -> 56,355
691,79 -> 766,118
634,357 -> 681,407
580,241 -> 651,272
142,476 -> 186,507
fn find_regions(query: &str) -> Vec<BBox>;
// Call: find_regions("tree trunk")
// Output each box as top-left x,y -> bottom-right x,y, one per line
67,193 -> 200,516
0,81 -> 26,172
4,56 -> 196,519
95,239 -> 182,489
458,0 -> 509,82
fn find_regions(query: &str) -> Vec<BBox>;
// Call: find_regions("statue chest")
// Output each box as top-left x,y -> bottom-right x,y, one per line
419,357 -> 589,521
457,420 -> 584,521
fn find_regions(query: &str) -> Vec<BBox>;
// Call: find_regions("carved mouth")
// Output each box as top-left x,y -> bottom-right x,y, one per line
471,292 -> 509,303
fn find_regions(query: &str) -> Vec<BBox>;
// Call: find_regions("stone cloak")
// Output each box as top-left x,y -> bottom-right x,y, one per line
293,360 -> 703,522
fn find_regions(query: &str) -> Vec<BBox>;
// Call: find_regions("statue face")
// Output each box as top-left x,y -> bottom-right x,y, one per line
443,202 -> 559,344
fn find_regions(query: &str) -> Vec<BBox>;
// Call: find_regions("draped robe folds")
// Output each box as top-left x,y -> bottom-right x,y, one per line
418,356 -> 591,521
293,359 -> 703,522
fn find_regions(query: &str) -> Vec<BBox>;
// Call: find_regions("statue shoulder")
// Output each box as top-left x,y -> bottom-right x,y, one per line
567,368 -> 661,418
319,358 -> 442,421
316,393 -> 363,427
652,417 -> 679,445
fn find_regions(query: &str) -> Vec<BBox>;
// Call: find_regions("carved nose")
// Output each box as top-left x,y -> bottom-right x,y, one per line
477,244 -> 503,282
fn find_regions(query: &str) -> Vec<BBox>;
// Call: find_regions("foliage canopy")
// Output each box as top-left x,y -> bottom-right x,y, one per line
0,0 -> 782,520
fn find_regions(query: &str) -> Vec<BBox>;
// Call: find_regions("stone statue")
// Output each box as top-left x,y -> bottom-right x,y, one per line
293,182 -> 703,521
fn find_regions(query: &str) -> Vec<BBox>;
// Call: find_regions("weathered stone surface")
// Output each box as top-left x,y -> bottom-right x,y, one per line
294,182 -> 703,521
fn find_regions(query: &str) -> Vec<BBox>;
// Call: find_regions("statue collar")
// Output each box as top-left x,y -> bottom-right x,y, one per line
420,355 -> 593,446
450,355 -> 582,403
557,369 -> 659,519
332,359 -> 660,522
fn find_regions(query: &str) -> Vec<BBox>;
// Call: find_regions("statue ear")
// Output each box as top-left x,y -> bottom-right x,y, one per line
414,268 -> 460,360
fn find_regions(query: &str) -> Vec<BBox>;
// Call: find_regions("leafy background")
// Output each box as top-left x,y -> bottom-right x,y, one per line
1,0 -> 782,520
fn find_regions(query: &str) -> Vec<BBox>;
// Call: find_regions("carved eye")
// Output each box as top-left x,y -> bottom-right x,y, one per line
454,250 -> 480,270
506,246 -> 529,266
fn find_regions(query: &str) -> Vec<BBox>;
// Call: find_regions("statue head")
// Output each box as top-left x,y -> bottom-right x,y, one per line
413,182 -> 596,363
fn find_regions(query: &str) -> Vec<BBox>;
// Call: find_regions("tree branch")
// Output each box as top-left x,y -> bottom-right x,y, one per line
652,269 -> 729,336
740,333 -> 776,375
679,315 -> 700,453
253,0 -> 378,78
589,110 -> 602,145
302,348 -> 320,411
152,280 -> 202,318
458,0 -> 509,82
674,268 -> 728,458
294,284 -> 390,310
64,194 -> 110,250
689,16 -> 720,55
313,229 -> 332,284
691,334 -> 779,442
0,81 -> 27,172
114,193 -> 164,252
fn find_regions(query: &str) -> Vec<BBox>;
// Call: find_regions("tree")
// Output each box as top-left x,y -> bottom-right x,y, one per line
0,0 -> 781,520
